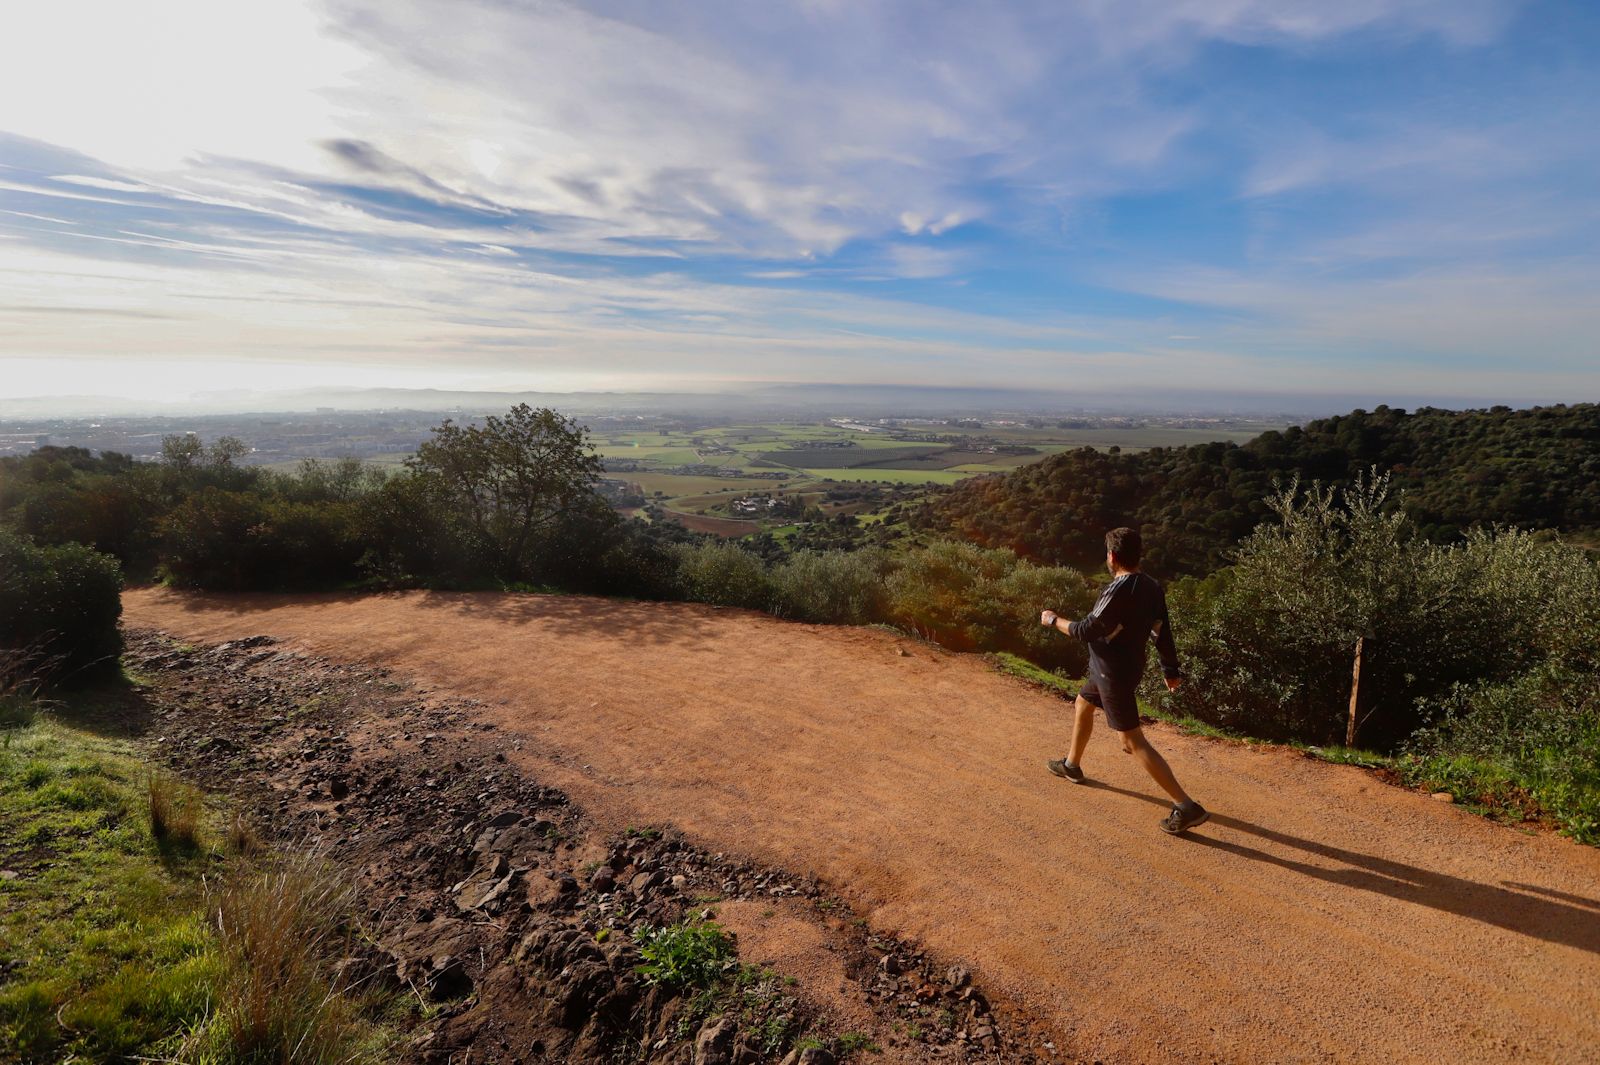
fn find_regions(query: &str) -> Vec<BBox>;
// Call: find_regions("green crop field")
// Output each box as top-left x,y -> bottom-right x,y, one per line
799,468 -> 976,485
758,445 -> 947,468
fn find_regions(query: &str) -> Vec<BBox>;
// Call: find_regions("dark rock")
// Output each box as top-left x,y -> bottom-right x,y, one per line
486,810 -> 522,829
328,775 -> 350,800
590,865 -> 616,892
425,954 -> 473,1000
693,1017 -> 736,1065
945,964 -> 970,989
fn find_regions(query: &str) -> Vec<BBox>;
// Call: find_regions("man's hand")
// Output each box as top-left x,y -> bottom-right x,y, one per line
1040,610 -> 1058,628
1165,677 -> 1183,692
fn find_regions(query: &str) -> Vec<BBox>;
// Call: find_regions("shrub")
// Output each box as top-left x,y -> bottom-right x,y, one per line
1160,475 -> 1600,749
159,488 -> 271,590
0,528 -> 123,682
884,540 -> 1091,672
769,549 -> 891,624
1405,665 -> 1600,842
672,541 -> 773,610
161,490 -> 365,590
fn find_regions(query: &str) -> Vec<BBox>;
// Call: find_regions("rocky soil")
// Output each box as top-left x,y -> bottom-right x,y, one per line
122,628 -> 1053,1064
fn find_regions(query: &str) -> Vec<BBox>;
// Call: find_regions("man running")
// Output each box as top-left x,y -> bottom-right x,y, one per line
1039,527 -> 1209,834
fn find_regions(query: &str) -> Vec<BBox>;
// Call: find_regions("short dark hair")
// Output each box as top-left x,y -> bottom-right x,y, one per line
1105,527 -> 1142,567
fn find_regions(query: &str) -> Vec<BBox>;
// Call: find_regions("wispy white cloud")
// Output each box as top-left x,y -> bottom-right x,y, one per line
4,0 -> 1595,405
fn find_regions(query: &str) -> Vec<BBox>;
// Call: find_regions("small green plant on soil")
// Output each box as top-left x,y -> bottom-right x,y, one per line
1303,744 -> 1393,769
624,825 -> 662,841
633,919 -> 736,990
736,966 -> 801,1055
836,1031 -> 882,1056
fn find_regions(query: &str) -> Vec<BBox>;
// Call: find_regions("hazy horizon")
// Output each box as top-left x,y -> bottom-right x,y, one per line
1,380 -> 1581,423
4,2 -> 1599,406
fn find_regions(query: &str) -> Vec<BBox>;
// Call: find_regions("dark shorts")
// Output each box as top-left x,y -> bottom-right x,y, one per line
1077,674 -> 1141,732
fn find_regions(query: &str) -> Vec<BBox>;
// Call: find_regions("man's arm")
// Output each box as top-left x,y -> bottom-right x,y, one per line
1042,582 -> 1126,643
1152,592 -> 1182,685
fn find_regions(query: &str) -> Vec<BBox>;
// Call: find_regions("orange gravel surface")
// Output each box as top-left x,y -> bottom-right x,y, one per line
124,588 -> 1600,1064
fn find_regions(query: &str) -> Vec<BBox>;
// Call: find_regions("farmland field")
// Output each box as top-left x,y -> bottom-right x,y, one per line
266,416 -> 1286,540
598,418 -> 1288,536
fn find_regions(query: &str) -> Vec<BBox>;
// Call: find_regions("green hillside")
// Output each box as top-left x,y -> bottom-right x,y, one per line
921,404 -> 1600,576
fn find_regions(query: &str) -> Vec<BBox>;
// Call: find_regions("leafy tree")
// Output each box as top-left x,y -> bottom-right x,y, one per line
406,404 -> 609,583
160,433 -> 204,471
925,404 -> 1600,575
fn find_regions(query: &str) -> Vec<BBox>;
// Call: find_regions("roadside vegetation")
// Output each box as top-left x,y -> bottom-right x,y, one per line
0,682 -> 403,1063
633,917 -> 879,1060
2,402 -> 1597,844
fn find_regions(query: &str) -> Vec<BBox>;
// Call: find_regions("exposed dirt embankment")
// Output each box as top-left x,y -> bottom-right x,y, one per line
122,628 -> 1033,1064
125,587 -> 1600,1065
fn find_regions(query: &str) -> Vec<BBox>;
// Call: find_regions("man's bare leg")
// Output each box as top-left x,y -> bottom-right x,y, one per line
1068,695 -> 1096,766
1120,726 -> 1192,805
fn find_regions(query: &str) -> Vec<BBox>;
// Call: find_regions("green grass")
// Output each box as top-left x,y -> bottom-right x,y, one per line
1300,744 -> 1394,769
0,698 -> 406,1062
835,1031 -> 882,1056
0,715 -> 223,1062
1399,750 -> 1600,844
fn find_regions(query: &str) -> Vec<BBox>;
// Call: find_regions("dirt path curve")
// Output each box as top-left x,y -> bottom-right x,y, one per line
124,588 -> 1600,1064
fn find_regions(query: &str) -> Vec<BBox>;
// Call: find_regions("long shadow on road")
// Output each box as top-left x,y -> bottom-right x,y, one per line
409,590 -> 732,650
137,587 -> 729,652
1088,780 -> 1600,956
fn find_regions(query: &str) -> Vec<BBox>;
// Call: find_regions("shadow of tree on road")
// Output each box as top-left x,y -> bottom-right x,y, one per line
409,590 -> 746,650
131,587 -> 740,651
1087,780 -> 1600,956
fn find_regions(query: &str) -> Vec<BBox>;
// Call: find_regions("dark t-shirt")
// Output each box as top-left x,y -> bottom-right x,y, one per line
1067,572 -> 1181,690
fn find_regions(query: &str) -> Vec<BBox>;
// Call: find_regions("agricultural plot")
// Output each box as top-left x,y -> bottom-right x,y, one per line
798,468 -> 977,485
757,444 -> 947,468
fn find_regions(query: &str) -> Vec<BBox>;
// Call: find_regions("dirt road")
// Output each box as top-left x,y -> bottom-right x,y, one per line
124,588 -> 1600,1064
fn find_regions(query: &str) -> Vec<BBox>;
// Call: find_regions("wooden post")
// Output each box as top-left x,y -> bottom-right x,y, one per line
1346,636 -> 1365,748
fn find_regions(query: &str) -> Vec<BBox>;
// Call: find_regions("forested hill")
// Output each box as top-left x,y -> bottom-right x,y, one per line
919,404 -> 1600,576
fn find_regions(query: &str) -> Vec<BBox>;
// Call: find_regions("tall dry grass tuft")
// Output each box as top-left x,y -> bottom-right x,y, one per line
147,770 -> 204,849
225,811 -> 264,857
196,851 -> 370,1064
0,645 -> 51,729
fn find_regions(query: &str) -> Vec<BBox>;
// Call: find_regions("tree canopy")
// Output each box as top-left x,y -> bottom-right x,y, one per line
920,404 -> 1600,575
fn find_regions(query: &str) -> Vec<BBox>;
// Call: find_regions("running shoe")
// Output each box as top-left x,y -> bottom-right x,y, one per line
1047,758 -> 1086,784
1160,801 -> 1210,834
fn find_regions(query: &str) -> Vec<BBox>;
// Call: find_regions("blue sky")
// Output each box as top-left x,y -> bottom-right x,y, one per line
1,0 -> 1597,407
